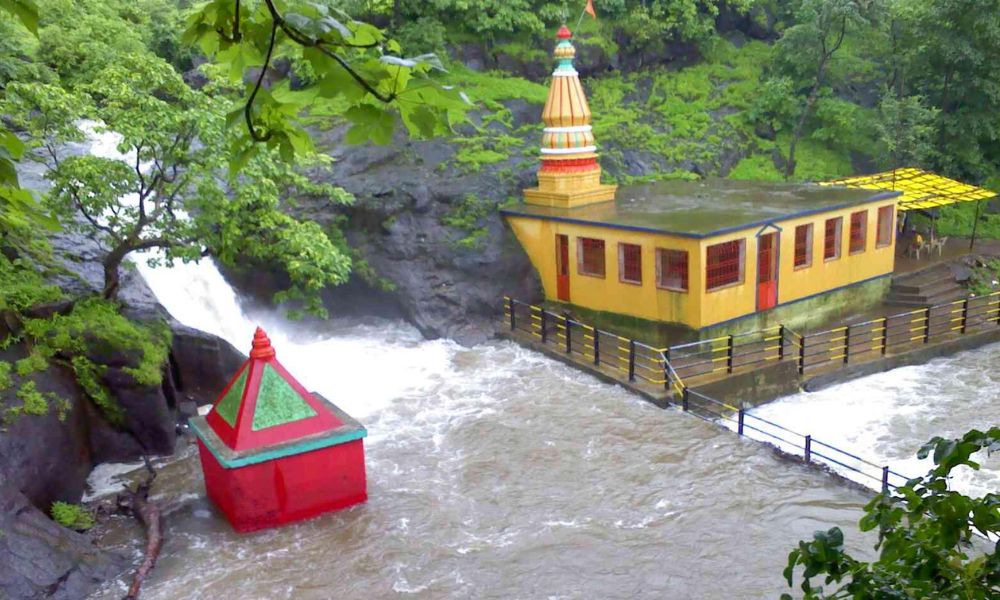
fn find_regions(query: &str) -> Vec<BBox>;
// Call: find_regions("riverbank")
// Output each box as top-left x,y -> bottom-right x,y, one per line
0,221 -> 245,598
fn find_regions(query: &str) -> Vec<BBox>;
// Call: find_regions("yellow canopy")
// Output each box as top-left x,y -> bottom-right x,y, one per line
822,168 -> 996,211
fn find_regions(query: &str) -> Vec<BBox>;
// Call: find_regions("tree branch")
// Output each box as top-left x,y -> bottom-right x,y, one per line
69,190 -> 116,237
260,0 -> 394,102
245,21 -> 278,142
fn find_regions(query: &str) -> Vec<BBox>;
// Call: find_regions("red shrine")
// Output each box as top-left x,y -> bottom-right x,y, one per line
189,328 -> 368,532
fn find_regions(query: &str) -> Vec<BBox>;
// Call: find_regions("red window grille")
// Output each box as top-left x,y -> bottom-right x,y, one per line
794,224 -> 812,268
850,210 -> 867,254
578,237 -> 605,277
619,243 -> 642,284
876,205 -> 894,248
706,239 -> 744,291
657,249 -> 688,291
824,217 -> 842,260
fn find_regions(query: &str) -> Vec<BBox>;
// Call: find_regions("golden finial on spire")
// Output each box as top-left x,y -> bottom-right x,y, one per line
524,25 -> 616,209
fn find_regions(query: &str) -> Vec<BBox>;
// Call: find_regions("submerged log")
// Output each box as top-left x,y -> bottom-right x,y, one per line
120,456 -> 163,600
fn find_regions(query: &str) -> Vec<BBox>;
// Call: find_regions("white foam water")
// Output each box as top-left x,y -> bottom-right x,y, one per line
744,347 -> 1000,496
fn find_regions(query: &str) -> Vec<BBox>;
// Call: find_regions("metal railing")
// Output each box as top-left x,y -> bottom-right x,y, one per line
680,388 -> 909,491
503,297 -> 671,388
501,295 -> 916,492
667,291 -> 1000,383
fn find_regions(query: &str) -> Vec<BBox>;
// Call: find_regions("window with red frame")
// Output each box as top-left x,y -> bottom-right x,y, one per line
850,210 -> 867,254
577,237 -> 605,277
794,224 -> 813,269
618,243 -> 642,284
656,249 -> 688,291
824,217 -> 842,260
876,205 -> 894,248
706,239 -> 744,291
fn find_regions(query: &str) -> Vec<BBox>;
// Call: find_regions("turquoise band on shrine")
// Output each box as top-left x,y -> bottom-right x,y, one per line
190,417 -> 367,469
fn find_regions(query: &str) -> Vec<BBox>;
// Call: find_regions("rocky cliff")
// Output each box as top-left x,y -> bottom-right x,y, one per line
0,226 -> 244,599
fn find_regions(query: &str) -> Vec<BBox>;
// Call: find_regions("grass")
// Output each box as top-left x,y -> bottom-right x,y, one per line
51,501 -> 95,531
441,193 -> 493,249
729,154 -> 784,181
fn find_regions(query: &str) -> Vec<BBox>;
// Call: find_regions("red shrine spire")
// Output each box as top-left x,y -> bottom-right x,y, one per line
250,327 -> 276,359
205,327 -> 343,452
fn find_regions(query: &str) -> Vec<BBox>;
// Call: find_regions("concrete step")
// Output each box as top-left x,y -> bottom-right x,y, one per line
885,286 -> 967,308
891,265 -> 955,292
892,278 -> 963,297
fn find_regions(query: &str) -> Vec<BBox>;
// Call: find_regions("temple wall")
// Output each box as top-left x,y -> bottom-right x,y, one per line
505,196 -> 898,332
505,217 -> 703,327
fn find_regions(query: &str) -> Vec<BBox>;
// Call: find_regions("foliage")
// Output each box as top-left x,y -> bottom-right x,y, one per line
612,0 -> 755,52
887,0 -> 1000,181
783,428 -> 1000,599
766,0 -> 876,178
184,0 -> 471,166
0,254 -> 62,313
11,298 -> 171,425
5,48 -> 359,316
441,193 -> 491,249
874,92 -> 939,170
585,39 -> 774,180
967,259 -> 1000,297
729,154 -> 784,182
451,133 -> 521,172
919,199 -> 1000,242
0,0 -> 59,255
50,501 -> 95,531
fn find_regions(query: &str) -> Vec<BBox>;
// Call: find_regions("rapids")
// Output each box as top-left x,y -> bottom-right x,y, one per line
79,126 -> 999,598
87,257 -> 876,599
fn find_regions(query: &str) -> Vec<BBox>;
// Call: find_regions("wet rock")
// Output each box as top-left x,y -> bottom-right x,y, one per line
169,324 -> 245,405
102,367 -> 177,456
0,472 -> 126,600
0,348 -> 92,511
951,262 -> 974,283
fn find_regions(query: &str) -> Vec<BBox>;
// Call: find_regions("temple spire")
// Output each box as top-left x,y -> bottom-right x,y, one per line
524,25 -> 616,209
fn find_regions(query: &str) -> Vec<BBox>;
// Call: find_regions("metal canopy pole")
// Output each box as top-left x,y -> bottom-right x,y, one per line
970,199 -> 984,252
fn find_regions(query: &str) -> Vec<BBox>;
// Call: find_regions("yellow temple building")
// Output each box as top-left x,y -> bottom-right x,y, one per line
501,26 -> 903,338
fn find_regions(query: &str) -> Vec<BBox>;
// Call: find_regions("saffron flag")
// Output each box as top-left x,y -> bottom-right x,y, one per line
585,0 -> 597,18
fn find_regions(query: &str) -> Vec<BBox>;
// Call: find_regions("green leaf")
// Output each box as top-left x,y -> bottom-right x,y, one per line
344,104 -> 394,145
216,42 -> 264,84
0,0 -> 38,35
0,131 -> 26,161
401,104 -> 438,138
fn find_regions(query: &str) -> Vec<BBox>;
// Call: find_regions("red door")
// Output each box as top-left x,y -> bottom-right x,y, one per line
757,232 -> 778,310
556,234 -> 570,302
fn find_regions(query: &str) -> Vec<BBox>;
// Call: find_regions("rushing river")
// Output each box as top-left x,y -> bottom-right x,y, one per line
85,257 -> 878,599
79,128 -> 999,599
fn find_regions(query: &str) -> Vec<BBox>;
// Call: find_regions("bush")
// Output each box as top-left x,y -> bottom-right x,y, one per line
783,428 -> 1000,598
50,501 -> 95,531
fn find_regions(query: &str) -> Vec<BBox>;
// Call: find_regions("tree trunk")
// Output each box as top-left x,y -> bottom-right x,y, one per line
102,242 -> 132,301
391,0 -> 402,30
102,257 -> 122,301
785,71 -> 826,180
936,68 -> 953,155
784,18 -> 847,180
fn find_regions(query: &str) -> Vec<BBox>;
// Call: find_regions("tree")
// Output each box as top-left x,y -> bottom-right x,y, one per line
771,0 -> 874,179
782,428 -> 1000,599
5,53 -> 354,316
887,0 -> 1000,181
0,0 -> 58,254
873,92 -> 938,170
184,0 -> 471,166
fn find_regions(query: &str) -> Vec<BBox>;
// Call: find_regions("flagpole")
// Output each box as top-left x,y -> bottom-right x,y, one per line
575,0 -> 591,30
